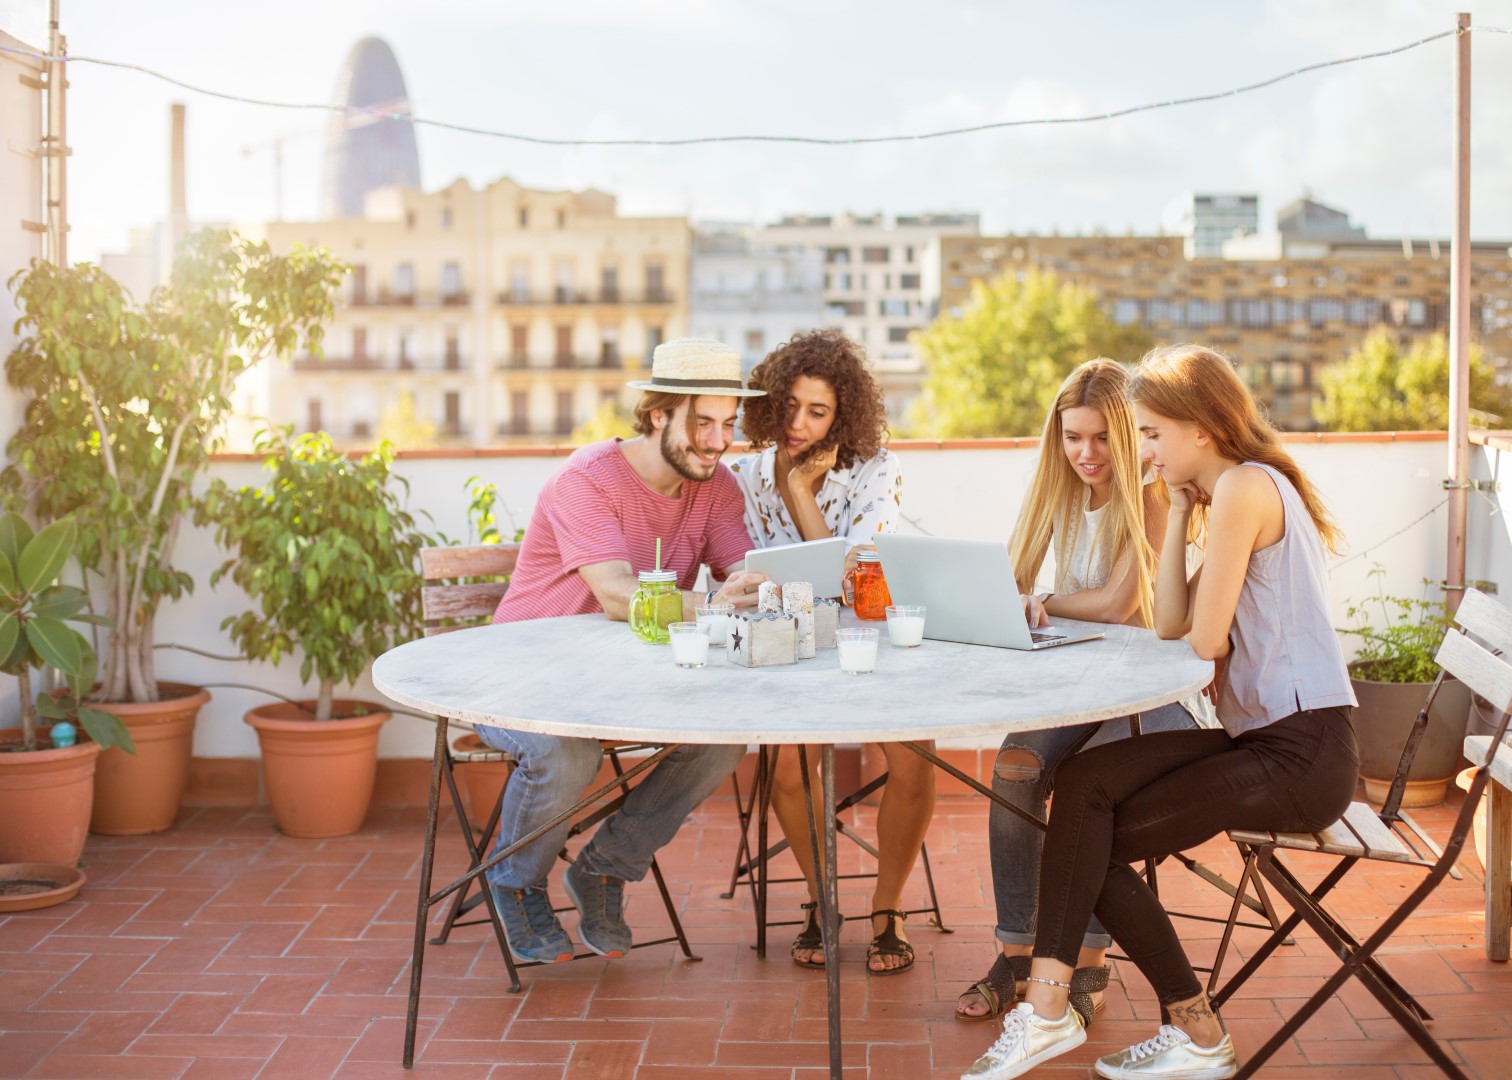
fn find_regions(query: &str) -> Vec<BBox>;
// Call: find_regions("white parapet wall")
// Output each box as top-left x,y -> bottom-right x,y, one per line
108,433 -> 1452,760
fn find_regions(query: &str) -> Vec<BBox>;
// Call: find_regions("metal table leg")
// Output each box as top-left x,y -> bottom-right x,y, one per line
798,744 -> 845,1079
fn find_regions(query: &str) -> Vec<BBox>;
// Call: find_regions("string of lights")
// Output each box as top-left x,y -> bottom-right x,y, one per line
1328,498 -> 1448,575
0,25 -> 1504,148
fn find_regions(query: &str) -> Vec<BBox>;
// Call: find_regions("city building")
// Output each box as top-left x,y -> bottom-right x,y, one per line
322,37 -> 422,219
1163,193 -> 1260,259
751,211 -> 980,420
0,26 -> 44,458
260,176 -> 689,446
688,224 -> 824,374
933,205 -> 1512,431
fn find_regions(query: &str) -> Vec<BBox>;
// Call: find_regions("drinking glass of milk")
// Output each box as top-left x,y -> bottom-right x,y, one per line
836,627 -> 879,675
886,605 -> 926,648
668,622 -> 711,669
694,602 -> 734,647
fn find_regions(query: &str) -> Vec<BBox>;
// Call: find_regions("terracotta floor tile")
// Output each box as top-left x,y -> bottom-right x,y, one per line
26,1052 -> 193,1078
254,1034 -> 356,1079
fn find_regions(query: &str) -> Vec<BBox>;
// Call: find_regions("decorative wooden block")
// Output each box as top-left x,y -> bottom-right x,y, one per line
727,611 -> 797,667
757,581 -> 784,613
783,581 -> 816,660
814,597 -> 839,649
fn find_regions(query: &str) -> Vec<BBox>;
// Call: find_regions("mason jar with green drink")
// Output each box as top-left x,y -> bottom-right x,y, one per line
629,570 -> 683,644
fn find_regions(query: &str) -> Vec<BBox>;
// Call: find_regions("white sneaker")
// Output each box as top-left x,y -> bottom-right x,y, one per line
961,1001 -> 1086,1080
1094,1025 -> 1238,1079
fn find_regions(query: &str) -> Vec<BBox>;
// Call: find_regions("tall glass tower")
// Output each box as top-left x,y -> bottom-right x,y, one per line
321,37 -> 422,219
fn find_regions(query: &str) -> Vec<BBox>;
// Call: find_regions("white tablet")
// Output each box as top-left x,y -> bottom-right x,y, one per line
743,537 -> 846,599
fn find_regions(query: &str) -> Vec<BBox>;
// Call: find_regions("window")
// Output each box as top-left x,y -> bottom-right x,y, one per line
905,246 -> 915,263
1187,300 -> 1222,327
1113,299 -> 1141,326
510,324 -> 528,363
600,265 -> 619,302
306,398 -> 323,434
879,298 -> 910,317
555,391 -> 574,436
394,262 -> 415,299
887,326 -> 915,343
646,325 -> 664,361
444,391 -> 461,435
826,300 -> 865,318
557,208 -> 567,229
555,325 -> 573,366
646,264 -> 666,302
352,327 -> 368,360
1146,299 -> 1170,324
1272,299 -> 1297,325
745,329 -> 764,357
601,327 -> 620,367
825,247 -> 851,265
397,331 -> 412,368
554,260 -> 575,303
510,391 -> 529,435
404,210 -> 416,229
1308,298 -> 1344,326
509,262 -> 529,302
835,273 -> 852,291
440,262 -> 462,300
444,332 -> 461,371
862,246 -> 889,263
1346,298 -> 1379,326
350,264 -> 367,305
518,207 -> 529,227
441,207 -> 453,229
900,273 -> 921,290
1408,298 -> 1427,326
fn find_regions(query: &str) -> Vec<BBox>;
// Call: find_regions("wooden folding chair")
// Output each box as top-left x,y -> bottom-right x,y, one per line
1211,588 -> 1512,1079
416,544 -> 696,992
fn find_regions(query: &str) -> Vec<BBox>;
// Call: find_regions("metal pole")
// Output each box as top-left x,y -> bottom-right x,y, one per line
1445,11 -> 1471,613
45,0 -> 67,267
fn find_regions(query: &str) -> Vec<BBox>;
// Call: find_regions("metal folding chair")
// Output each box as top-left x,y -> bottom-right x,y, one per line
1211,588 -> 1512,1079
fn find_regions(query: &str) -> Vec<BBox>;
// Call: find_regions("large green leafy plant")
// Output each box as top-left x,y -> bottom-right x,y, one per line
0,513 -> 129,753
1340,568 -> 1453,684
201,427 -> 435,721
2,230 -> 346,703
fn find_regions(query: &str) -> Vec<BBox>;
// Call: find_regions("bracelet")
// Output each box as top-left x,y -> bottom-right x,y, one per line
705,590 -> 715,605
1025,975 -> 1071,990
1037,592 -> 1054,605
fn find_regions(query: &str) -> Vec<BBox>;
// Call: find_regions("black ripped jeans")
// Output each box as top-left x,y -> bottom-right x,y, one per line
1031,706 -> 1358,1005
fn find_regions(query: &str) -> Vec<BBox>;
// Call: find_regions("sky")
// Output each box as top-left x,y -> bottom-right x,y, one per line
3,0 -> 1512,264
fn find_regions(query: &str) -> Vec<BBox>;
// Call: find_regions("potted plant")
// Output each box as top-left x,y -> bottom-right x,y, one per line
1340,569 -> 1471,808
201,426 -> 434,838
2,230 -> 346,834
0,513 -> 131,907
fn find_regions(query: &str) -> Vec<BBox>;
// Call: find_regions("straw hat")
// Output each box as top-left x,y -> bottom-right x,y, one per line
626,338 -> 766,397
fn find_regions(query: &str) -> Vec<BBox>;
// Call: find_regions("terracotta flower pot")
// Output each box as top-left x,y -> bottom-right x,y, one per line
244,701 -> 391,838
1352,668 -> 1471,809
0,730 -> 102,865
89,683 -> 212,836
451,732 -> 513,831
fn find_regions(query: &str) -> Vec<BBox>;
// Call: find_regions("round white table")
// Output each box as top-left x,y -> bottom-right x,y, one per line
375,613 -> 1211,1076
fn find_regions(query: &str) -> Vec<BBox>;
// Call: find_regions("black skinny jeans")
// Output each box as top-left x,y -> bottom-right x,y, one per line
1031,706 -> 1358,1005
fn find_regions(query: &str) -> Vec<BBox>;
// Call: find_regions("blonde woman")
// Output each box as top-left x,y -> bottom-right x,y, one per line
956,359 -> 1198,1028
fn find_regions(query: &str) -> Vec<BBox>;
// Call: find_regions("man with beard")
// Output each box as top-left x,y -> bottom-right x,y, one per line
479,338 -> 768,964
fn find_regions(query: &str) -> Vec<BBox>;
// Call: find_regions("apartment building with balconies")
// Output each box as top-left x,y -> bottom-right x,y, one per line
260,176 -> 689,446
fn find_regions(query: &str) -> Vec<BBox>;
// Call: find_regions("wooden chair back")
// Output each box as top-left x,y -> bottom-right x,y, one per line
420,544 -> 521,636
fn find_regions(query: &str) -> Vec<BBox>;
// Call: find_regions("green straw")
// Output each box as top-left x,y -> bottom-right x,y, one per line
656,538 -> 662,572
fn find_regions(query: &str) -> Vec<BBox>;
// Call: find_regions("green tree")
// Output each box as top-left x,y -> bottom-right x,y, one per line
1315,327 -> 1508,432
376,391 -> 439,449
910,270 -> 1152,438
571,399 -> 636,443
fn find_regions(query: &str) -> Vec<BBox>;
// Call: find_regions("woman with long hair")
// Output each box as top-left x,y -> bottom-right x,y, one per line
961,345 -> 1357,1080
956,358 -> 1201,1030
729,329 -> 932,977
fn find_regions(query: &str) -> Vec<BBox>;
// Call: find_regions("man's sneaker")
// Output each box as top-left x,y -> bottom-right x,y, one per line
961,1001 -> 1086,1080
1094,1025 -> 1238,1079
563,860 -> 632,958
486,882 -> 574,963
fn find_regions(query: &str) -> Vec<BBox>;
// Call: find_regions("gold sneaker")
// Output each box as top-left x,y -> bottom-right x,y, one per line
961,1001 -> 1086,1080
1094,1025 -> 1238,1079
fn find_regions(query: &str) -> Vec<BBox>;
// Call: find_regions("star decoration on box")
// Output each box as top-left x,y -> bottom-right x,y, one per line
730,626 -> 743,653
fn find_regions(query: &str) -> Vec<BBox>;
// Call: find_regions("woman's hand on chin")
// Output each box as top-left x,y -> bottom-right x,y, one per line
788,444 -> 838,489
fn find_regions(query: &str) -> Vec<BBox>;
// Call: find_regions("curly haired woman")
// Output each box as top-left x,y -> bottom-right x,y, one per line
728,329 -> 931,977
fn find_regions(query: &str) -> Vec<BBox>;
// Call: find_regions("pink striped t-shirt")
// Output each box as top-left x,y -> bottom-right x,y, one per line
492,439 -> 752,623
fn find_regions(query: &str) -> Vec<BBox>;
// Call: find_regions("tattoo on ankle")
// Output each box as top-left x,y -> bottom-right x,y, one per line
1168,999 -> 1215,1026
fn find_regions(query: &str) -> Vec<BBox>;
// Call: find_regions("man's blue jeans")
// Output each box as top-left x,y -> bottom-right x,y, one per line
473,727 -> 745,890
989,703 -> 1196,950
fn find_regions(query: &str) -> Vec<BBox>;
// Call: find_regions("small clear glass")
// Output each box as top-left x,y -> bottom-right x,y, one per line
695,603 -> 734,648
668,621 -> 710,669
886,605 -> 927,648
836,627 -> 879,675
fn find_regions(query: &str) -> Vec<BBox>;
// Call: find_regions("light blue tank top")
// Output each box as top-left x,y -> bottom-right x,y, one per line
1216,462 -> 1357,736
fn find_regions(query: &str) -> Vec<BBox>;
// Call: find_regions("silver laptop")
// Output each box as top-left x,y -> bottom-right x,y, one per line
872,535 -> 1104,651
743,536 -> 846,599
